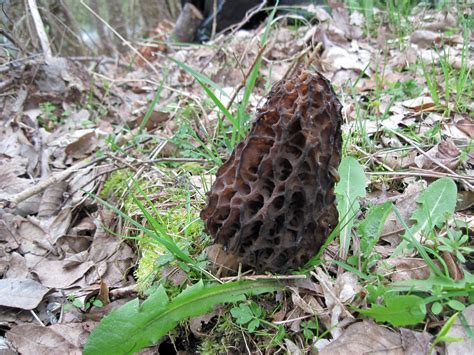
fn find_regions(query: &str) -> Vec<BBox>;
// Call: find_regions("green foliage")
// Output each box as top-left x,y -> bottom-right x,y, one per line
231,301 -> 263,332
335,156 -> 367,260
358,201 -> 393,271
301,319 -> 319,341
357,294 -> 426,326
89,186 -> 194,265
438,228 -> 473,263
430,312 -> 463,353
394,177 -> 457,256
38,102 -> 64,131
64,295 -> 103,312
84,280 -> 282,355
392,272 -> 474,307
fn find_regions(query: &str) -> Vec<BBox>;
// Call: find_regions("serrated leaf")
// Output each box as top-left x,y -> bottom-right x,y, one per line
409,177 -> 457,236
358,295 -> 426,326
335,157 -> 367,260
395,177 -> 457,255
84,280 -> 281,355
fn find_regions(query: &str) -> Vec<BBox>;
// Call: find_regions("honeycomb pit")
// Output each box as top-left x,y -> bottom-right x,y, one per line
201,69 -> 343,274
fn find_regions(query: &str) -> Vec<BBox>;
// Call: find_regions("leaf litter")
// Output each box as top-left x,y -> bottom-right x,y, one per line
0,1 -> 473,353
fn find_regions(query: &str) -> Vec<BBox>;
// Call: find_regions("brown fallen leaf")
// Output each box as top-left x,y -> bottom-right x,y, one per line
6,324 -> 81,354
38,181 -> 68,217
379,150 -> 417,169
399,328 -> 432,354
65,131 -> 97,159
402,97 -> 436,112
5,252 -> 29,279
456,119 -> 474,138
414,141 -> 460,171
410,30 -> 440,48
385,258 -> 432,282
423,12 -> 457,32
382,180 -> 426,245
0,278 -> 50,310
319,320 -> 403,355
25,254 -> 94,289
189,311 -> 218,337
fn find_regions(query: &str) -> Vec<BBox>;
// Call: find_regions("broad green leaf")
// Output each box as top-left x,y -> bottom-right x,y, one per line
394,177 -> 457,255
358,295 -> 426,326
409,177 -> 457,237
358,201 -> 393,271
84,280 -> 281,355
358,202 -> 393,242
335,157 -> 367,260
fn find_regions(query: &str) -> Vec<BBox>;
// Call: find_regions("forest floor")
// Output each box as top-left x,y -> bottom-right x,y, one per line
1,1 -> 473,354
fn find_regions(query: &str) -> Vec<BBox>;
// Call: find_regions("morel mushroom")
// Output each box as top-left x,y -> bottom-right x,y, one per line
201,69 -> 342,274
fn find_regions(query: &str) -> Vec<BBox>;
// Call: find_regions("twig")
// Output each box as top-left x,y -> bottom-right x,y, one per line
26,0 -> 52,60
366,170 -> 474,182
30,310 -> 45,326
387,128 -> 473,189
79,0 -> 161,77
225,43 -> 268,111
1,157 -> 105,209
219,274 -> 307,282
353,145 -> 394,172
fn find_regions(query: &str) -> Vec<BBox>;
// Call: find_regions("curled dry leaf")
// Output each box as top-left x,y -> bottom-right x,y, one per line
313,269 -> 354,339
385,258 -> 432,282
382,180 -> 426,245
414,141 -> 460,171
318,320 -> 403,355
379,150 -> 417,170
423,12 -> 457,32
402,97 -> 436,112
65,131 -> 97,159
400,328 -> 432,354
456,119 -> 474,138
409,30 -> 440,48
38,181 -> 68,217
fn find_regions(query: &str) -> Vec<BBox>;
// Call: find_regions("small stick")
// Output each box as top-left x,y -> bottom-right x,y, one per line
225,43 -> 268,111
30,310 -> 46,326
366,170 -> 474,182
27,0 -> 52,60
387,128 -> 473,189
1,157 -> 104,209
219,274 -> 307,282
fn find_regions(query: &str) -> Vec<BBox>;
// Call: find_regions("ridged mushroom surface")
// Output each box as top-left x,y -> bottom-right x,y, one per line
201,69 -> 343,273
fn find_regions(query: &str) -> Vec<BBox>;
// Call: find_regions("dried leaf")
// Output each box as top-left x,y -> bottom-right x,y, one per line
456,119 -> 474,138
319,320 -> 403,355
414,141 -> 460,171
65,131 -> 97,159
0,278 -> 50,310
410,30 -> 440,48
6,324 -> 80,354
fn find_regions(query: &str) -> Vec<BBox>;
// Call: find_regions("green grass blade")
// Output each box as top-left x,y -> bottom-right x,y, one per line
135,73 -> 166,139
168,56 -> 228,95
87,192 -> 193,264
